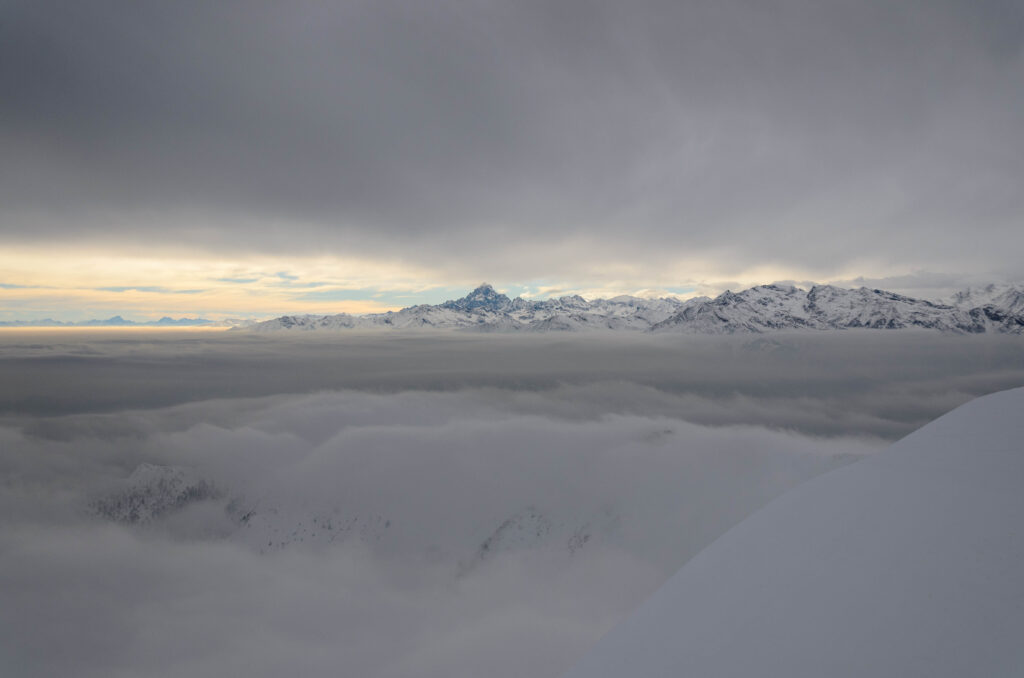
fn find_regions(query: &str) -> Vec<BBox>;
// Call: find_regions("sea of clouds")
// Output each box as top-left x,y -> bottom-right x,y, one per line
2,331 -> 1023,677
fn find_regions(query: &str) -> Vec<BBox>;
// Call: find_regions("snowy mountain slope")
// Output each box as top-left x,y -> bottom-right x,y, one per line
227,500 -> 394,553
648,284 -> 993,333
805,285 -> 970,329
90,471 -> 622,564
91,463 -> 221,524
649,284 -> 816,333
947,284 -> 1024,333
244,282 -> 1024,334
563,387 -> 1024,678
950,283 -> 1024,314
456,505 -> 621,576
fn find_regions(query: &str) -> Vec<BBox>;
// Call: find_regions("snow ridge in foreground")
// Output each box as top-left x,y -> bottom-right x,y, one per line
564,386 -> 1024,678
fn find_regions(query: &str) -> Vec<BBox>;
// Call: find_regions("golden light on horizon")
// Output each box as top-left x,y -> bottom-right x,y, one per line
0,244 -> 903,323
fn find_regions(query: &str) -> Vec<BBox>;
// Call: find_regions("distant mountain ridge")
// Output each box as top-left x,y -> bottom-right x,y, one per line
245,282 -> 1024,334
0,316 -> 217,328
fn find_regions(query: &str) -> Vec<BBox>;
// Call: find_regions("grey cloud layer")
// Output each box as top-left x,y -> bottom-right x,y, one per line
0,387 -> 872,678
3,331 -> 1024,438
3,331 -> 1024,676
2,1 -> 1023,277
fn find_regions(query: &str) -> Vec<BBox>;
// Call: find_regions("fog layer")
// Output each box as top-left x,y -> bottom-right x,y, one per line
2,332 -> 1022,677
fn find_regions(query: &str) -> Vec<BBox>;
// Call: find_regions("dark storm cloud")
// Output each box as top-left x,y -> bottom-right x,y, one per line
2,0 -> 1022,277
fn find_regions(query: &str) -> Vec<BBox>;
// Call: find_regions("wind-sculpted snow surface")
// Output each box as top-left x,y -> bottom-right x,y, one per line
563,387 -> 1024,678
245,283 -> 1024,334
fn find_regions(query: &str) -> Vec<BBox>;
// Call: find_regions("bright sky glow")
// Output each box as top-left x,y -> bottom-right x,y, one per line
0,245 -> 902,321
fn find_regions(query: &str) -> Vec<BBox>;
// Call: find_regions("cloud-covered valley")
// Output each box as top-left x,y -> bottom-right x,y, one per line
2,331 -> 1023,677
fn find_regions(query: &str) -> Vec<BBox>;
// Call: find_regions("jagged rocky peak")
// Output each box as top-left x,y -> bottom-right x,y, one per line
806,283 -> 843,297
442,282 -> 512,312
755,283 -> 799,293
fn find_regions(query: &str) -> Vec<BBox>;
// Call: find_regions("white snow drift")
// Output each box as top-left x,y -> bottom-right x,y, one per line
564,386 -> 1024,678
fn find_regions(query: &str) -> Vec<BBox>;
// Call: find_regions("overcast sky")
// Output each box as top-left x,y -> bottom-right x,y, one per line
2,0 -> 1022,319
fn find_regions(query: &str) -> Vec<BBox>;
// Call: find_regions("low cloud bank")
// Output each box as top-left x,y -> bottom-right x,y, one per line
2,387 -> 876,678
4,331 -> 1024,437
2,331 -> 1022,677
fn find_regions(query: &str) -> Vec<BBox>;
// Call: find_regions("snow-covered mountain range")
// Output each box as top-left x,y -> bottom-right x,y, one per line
245,283 -> 1024,334
0,315 -> 219,328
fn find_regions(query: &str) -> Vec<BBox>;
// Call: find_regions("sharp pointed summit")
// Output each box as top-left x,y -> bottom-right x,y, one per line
442,283 -> 512,312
